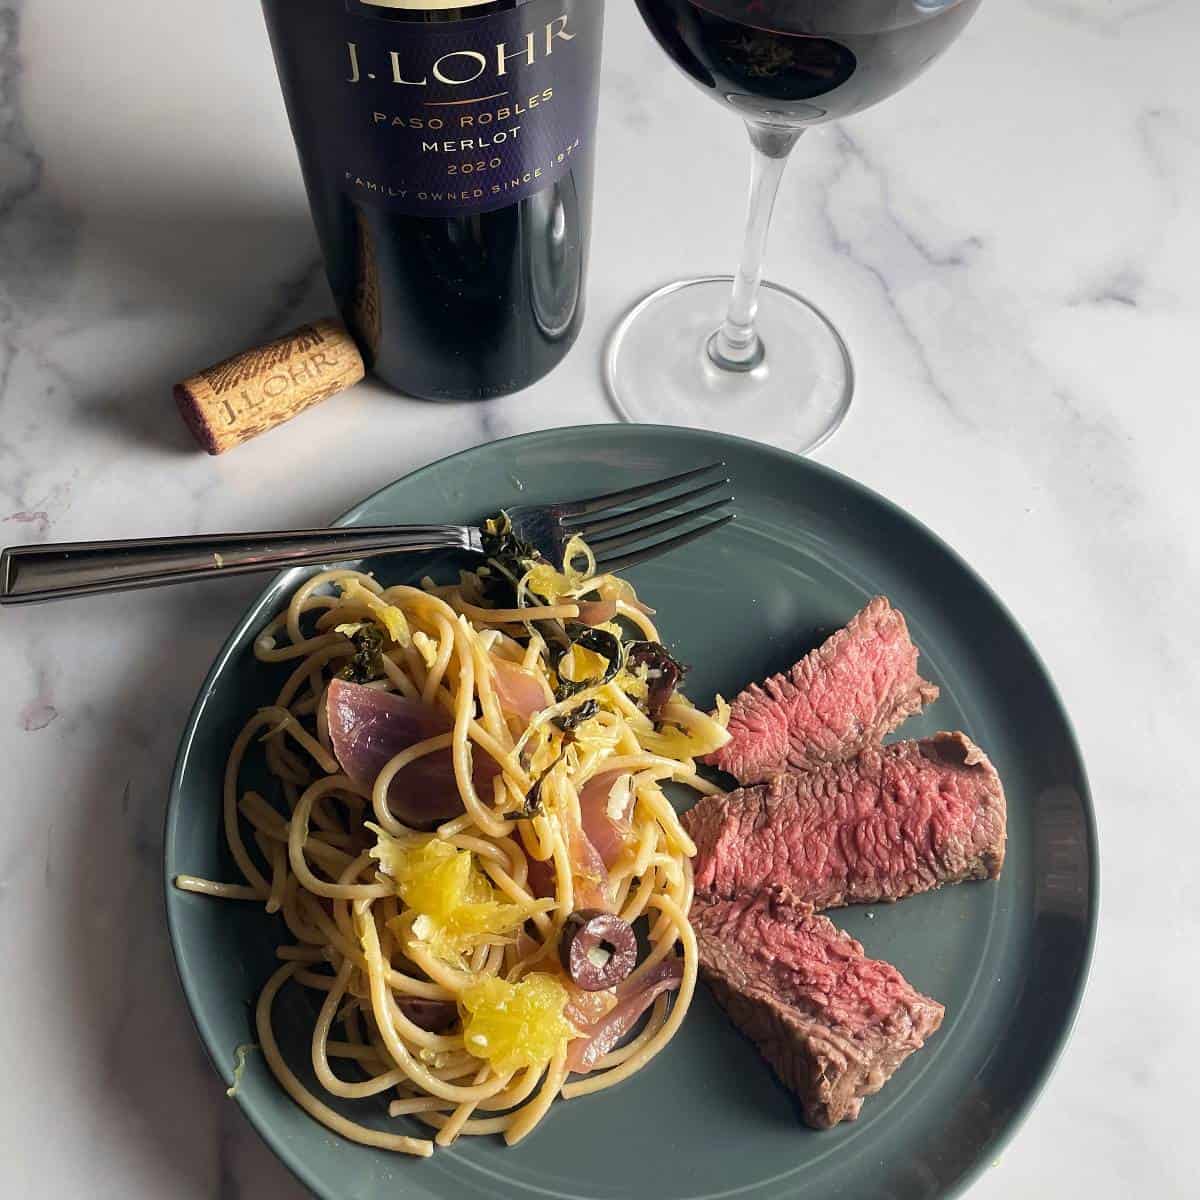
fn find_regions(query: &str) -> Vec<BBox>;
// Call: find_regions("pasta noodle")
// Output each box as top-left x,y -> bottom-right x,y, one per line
175,537 -> 730,1155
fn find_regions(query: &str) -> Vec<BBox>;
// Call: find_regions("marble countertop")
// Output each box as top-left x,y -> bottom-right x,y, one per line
2,0 -> 1196,1195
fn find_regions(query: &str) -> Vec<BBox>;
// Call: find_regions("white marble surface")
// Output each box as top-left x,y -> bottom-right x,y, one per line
1,0 -> 1196,1195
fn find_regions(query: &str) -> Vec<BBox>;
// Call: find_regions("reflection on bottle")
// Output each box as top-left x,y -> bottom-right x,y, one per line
525,177 -> 582,342
351,207 -> 383,363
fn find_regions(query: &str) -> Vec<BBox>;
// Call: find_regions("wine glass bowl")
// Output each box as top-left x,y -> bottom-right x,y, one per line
609,0 -> 984,452
635,0 -> 983,127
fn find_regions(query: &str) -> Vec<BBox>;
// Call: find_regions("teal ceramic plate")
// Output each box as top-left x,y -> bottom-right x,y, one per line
166,425 -> 1096,1200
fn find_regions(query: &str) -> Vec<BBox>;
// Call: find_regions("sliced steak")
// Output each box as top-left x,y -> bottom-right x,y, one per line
686,733 -> 1006,909
707,596 -> 939,784
692,889 -> 944,1128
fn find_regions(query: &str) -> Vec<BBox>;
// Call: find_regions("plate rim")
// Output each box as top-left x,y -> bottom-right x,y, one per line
164,422 -> 1099,1200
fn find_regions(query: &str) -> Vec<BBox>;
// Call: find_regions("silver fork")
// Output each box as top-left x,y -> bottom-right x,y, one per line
0,463 -> 734,605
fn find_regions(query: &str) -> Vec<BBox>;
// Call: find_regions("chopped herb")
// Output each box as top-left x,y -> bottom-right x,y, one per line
520,753 -> 556,820
521,746 -> 570,818
573,627 -> 624,661
480,512 -> 540,566
522,779 -> 547,819
478,512 -> 543,609
338,625 -> 387,684
554,699 -> 600,732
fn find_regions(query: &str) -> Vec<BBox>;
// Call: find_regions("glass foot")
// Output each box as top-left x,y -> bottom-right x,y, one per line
605,277 -> 854,455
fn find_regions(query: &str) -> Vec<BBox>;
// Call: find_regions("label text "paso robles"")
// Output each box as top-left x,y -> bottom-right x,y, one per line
346,15 -> 574,87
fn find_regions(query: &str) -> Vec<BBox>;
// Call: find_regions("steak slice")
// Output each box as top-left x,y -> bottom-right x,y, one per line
692,889 -> 944,1128
707,597 -> 939,785
686,733 -> 1007,909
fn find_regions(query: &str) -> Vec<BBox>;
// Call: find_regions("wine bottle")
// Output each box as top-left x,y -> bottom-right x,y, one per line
261,0 -> 606,401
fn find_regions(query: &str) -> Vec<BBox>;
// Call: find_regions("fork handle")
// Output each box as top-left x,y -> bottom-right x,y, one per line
0,526 -> 474,605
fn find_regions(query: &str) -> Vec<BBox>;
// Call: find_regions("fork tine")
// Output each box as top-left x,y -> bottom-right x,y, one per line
563,478 -> 731,538
595,515 -> 735,575
587,498 -> 733,556
554,462 -> 726,519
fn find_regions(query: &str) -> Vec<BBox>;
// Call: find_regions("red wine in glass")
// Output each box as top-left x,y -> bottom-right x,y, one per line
636,0 -> 982,124
609,0 -> 983,451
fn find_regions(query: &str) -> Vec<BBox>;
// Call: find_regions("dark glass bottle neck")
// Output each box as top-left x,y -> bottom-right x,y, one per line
345,1 -> 525,23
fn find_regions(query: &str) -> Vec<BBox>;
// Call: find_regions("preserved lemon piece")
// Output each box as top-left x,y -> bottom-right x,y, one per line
369,832 -> 549,965
521,533 -> 595,606
639,697 -> 733,760
559,643 -> 612,687
460,974 -> 573,1075
618,667 -> 650,704
524,561 -> 575,604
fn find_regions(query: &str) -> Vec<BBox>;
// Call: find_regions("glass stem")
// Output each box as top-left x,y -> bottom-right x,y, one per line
708,122 -> 804,372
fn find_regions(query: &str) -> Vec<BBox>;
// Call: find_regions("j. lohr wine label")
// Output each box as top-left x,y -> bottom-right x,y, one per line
324,0 -> 603,218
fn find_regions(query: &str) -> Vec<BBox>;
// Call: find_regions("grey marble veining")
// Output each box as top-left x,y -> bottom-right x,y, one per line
1,2 -> 1197,1197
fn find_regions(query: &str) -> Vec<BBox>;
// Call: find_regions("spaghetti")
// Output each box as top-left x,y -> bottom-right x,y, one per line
176,533 -> 730,1156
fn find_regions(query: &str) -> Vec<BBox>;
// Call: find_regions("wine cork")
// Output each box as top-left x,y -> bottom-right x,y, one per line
175,319 -> 365,455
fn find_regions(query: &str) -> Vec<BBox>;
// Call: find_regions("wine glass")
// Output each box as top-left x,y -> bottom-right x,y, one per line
608,0 -> 983,452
